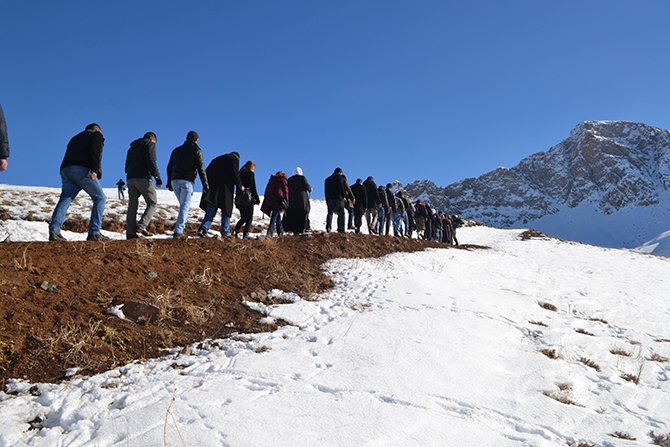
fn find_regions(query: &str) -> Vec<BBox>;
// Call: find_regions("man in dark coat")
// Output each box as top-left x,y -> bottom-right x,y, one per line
0,105 -> 9,171
377,185 -> 389,235
363,176 -> 381,234
197,151 -> 244,237
384,183 -> 396,235
350,178 -> 367,233
125,132 -> 162,239
49,123 -> 107,241
167,131 -> 209,238
324,167 -> 347,233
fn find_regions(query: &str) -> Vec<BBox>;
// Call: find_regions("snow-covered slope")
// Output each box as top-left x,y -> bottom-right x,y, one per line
405,121 -> 670,256
0,185 -> 669,445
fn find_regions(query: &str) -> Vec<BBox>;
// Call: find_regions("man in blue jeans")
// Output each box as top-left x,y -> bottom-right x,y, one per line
166,131 -> 209,238
49,123 -> 108,241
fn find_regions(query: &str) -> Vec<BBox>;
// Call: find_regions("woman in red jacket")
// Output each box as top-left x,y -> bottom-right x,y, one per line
260,171 -> 289,237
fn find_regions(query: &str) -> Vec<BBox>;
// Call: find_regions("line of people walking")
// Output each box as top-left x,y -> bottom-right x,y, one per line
45,124 -> 462,243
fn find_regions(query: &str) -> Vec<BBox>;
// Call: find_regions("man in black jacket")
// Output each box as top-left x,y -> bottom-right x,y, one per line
324,167 -> 347,233
125,132 -> 163,239
49,123 -> 107,241
196,152 -> 243,237
167,131 -> 209,238
363,176 -> 381,234
0,105 -> 9,171
384,183 -> 396,235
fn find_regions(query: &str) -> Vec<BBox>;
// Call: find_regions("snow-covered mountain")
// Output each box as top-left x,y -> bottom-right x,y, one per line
405,121 -> 670,256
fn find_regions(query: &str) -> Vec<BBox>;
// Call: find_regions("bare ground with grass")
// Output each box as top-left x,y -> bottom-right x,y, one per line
0,232 -> 473,385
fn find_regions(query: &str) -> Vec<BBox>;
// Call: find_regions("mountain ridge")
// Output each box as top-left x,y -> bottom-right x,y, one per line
405,120 -> 670,255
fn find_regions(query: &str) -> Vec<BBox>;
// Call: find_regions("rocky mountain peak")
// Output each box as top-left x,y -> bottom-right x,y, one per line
404,121 -> 670,228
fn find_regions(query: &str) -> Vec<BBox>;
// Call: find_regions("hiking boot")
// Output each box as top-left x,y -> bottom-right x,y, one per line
87,233 -> 110,241
173,233 -> 188,240
127,233 -> 139,240
49,232 -> 67,241
196,228 -> 207,237
137,227 -> 154,237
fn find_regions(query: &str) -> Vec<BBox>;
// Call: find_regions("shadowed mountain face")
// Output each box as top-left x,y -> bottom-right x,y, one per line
405,121 -> 670,253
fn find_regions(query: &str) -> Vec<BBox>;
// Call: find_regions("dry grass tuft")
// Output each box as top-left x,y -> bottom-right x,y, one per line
649,431 -> 670,446
610,348 -> 631,356
542,383 -> 583,407
610,431 -> 636,440
579,357 -> 601,372
649,353 -> 669,363
538,301 -> 557,312
588,317 -> 608,324
574,328 -> 594,336
35,319 -> 102,370
528,320 -> 548,327
540,348 -> 559,359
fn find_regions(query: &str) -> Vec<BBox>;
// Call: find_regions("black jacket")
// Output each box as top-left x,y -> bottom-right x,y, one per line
350,182 -> 367,214
199,153 -> 242,216
0,105 -> 8,160
324,172 -> 346,201
378,187 -> 390,211
125,137 -> 162,183
363,178 -> 380,208
238,169 -> 260,205
385,188 -> 396,213
167,140 -> 208,189
60,129 -> 105,179
288,174 -> 312,212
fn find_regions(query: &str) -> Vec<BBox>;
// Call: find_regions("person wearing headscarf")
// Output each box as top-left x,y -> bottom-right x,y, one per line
285,167 -> 312,235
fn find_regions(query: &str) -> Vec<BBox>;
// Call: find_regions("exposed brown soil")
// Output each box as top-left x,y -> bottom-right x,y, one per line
0,232 -> 475,386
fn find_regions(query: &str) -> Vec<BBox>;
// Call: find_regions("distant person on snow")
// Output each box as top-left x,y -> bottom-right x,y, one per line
49,123 -> 108,241
125,132 -> 162,239
197,151 -> 244,238
0,105 -> 9,171
167,131 -> 209,239
116,179 -> 126,200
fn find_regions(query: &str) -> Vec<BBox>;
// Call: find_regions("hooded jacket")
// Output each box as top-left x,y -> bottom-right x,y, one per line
125,137 -> 161,183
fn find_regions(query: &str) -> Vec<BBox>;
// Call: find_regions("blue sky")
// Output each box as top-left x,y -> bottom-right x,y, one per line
2,1 -> 670,198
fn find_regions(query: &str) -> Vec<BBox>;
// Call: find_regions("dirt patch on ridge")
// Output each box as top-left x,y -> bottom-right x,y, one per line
0,233 -> 473,385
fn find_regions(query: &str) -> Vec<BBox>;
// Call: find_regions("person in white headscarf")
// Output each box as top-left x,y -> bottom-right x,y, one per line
285,167 -> 312,235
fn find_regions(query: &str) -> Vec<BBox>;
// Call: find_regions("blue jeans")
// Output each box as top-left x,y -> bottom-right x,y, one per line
200,203 -> 231,235
268,207 -> 283,236
377,207 -> 386,234
171,179 -> 194,235
326,199 -> 345,232
392,212 -> 404,236
50,165 -> 106,235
